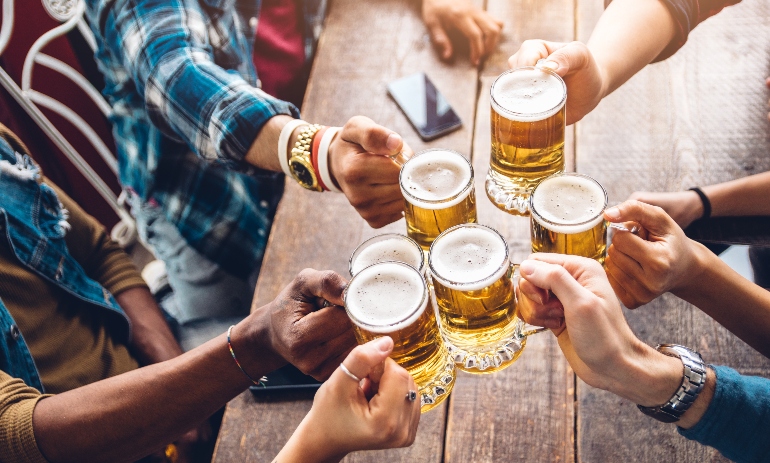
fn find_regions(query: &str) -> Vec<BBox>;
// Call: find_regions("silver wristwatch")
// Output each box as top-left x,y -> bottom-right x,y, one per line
637,344 -> 707,423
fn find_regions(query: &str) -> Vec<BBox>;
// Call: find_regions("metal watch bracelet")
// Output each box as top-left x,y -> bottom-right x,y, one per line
637,344 -> 707,423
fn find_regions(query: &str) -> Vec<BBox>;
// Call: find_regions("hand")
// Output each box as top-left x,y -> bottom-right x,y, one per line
508,40 -> 605,125
275,337 -> 421,462
516,254 -> 682,407
328,116 -> 412,228
243,269 -> 357,380
628,190 -> 704,229
422,0 -> 503,65
604,200 -> 703,309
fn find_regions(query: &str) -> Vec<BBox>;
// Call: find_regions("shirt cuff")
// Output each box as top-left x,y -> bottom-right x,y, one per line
0,394 -> 51,463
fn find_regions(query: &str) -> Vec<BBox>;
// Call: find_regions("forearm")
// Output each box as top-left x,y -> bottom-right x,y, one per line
116,287 -> 183,364
587,0 -> 677,98
33,313 -> 280,463
244,115 -> 303,172
673,242 -> 770,358
273,416 -> 346,463
702,171 -> 770,217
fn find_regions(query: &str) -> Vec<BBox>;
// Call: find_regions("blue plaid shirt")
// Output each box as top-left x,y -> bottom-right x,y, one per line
85,0 -> 302,278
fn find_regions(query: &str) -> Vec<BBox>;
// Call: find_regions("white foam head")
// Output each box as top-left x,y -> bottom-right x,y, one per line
429,224 -> 509,291
350,234 -> 424,276
400,149 -> 473,210
491,67 -> 566,122
531,174 -> 607,234
345,262 -> 428,333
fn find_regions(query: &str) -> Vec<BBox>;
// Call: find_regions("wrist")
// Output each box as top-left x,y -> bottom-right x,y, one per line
232,309 -> 286,378
279,413 -> 347,463
685,190 -> 705,225
670,240 -> 713,300
607,342 -> 683,407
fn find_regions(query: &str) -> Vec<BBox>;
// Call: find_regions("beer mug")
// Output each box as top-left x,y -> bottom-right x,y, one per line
399,149 -> 477,250
429,223 -> 544,374
486,66 -> 567,215
349,233 -> 425,276
344,261 -> 456,412
530,172 -> 608,264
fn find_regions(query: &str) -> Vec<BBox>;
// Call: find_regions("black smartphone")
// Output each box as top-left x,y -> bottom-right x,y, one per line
249,364 -> 322,395
387,73 -> 463,141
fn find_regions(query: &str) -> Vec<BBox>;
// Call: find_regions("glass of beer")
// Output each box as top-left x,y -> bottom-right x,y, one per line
400,149 -> 477,250
486,66 -> 567,215
429,223 -> 532,374
344,261 -> 456,412
530,172 -> 608,264
349,233 -> 425,276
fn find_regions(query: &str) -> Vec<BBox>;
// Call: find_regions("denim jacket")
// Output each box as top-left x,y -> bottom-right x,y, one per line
0,137 -> 130,392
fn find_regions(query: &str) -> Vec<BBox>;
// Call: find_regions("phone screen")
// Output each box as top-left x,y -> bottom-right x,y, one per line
388,73 -> 462,140
249,364 -> 322,394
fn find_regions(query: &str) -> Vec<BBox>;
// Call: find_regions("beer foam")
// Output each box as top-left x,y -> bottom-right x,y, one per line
400,150 -> 473,210
429,225 -> 509,291
531,174 -> 606,234
350,235 -> 424,275
491,68 -> 566,122
345,262 -> 428,333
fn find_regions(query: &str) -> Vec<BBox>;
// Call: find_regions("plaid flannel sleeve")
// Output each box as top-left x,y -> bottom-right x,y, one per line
653,0 -> 741,62
93,0 -> 299,163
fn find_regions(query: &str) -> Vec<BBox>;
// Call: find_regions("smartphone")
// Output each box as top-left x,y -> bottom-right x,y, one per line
387,73 -> 463,141
249,364 -> 322,395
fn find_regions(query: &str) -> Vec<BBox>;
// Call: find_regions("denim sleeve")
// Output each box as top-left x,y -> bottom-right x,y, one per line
89,0 -> 298,163
653,0 -> 741,62
678,365 -> 770,462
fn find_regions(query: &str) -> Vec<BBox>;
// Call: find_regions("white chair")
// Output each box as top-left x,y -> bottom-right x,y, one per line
0,0 -> 137,247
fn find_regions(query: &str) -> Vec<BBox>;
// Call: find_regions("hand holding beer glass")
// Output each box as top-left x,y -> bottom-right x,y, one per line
344,261 -> 456,412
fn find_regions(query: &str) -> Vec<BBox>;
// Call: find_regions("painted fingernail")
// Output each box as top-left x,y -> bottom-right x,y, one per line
605,207 -> 621,220
386,133 -> 402,151
374,336 -> 393,352
520,260 -> 536,276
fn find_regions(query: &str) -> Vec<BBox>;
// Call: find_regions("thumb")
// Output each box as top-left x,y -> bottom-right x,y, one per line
341,116 -> 403,156
537,41 -> 591,78
519,258 -> 590,306
338,336 -> 394,386
426,18 -> 453,59
604,200 -> 676,236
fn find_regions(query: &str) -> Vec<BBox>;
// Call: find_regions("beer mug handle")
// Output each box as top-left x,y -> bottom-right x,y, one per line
510,262 -> 549,337
389,151 -> 413,167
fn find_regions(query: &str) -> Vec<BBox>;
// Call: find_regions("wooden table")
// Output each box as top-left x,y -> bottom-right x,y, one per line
213,0 -> 770,461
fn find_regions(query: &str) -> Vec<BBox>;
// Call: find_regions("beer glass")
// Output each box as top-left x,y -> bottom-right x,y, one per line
344,261 -> 455,412
530,172 -> 608,264
349,233 -> 425,276
400,149 -> 477,250
429,223 -> 540,374
486,66 -> 567,215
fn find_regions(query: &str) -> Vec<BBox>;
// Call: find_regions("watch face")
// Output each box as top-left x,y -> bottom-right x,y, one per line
290,160 -> 315,188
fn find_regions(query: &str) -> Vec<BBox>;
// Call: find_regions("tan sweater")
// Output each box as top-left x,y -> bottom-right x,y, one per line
0,125 -> 146,462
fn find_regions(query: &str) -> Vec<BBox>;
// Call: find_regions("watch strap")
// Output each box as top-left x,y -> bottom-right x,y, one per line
318,127 -> 342,193
278,119 -> 308,177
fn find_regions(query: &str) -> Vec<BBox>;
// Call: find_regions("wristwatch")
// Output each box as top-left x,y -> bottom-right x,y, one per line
637,344 -> 707,423
289,124 -> 322,191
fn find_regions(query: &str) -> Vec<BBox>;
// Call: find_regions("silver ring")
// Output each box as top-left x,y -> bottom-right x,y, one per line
406,390 -> 417,402
322,299 -> 332,308
339,363 -> 361,382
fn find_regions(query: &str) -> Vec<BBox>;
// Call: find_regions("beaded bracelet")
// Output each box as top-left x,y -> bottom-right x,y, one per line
227,325 -> 267,387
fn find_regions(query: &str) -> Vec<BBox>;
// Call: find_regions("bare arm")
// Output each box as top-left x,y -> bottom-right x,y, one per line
701,171 -> 770,218
115,287 -> 183,365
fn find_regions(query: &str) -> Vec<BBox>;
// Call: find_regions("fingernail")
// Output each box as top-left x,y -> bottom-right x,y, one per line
536,59 -> 559,71
605,207 -> 621,220
386,133 -> 402,152
374,336 -> 393,353
520,260 -> 536,276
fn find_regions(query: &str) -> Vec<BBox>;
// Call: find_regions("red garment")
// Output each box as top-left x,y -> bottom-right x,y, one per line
253,0 -> 308,108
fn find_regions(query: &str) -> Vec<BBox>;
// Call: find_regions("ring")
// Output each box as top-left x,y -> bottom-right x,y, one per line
339,363 -> 361,382
406,390 -> 417,402
322,299 -> 332,308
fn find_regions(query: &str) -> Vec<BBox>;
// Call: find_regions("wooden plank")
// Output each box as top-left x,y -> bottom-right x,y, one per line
213,0 -> 479,461
442,71 -> 576,463
574,0 -> 770,461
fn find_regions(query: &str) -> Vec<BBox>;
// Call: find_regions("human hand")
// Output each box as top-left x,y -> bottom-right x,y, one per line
422,0 -> 503,65
628,190 -> 704,229
604,200 -> 703,309
275,337 -> 421,462
328,116 -> 412,228
244,269 -> 357,380
516,254 -> 682,406
508,40 -> 605,125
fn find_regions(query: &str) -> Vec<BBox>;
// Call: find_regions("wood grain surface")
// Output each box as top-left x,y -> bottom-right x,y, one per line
575,0 -> 770,461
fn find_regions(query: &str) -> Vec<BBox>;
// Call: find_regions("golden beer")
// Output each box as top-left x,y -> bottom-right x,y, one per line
530,173 -> 608,264
400,149 -> 477,250
429,224 -> 527,374
344,261 -> 455,412
349,233 -> 425,276
486,67 -> 567,215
